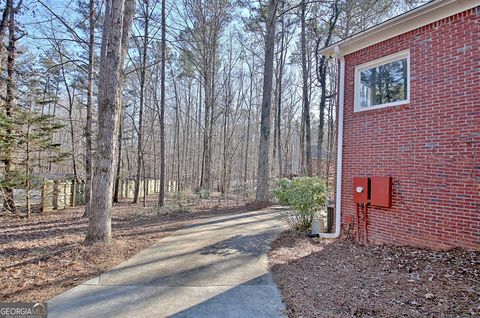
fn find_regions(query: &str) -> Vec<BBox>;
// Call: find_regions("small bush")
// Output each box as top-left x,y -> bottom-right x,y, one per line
194,187 -> 210,199
273,177 -> 326,231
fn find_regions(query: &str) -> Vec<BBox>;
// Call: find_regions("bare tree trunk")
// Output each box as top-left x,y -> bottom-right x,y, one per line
316,1 -> 339,177
86,0 -> 136,243
133,1 -> 149,204
25,105 -> 31,217
157,0 -> 166,207
0,1 -> 10,78
244,54 -> 254,196
201,66 -> 213,191
221,44 -> 233,195
256,0 -> 278,202
171,68 -> 181,193
301,0 -> 312,176
183,79 -> 192,188
325,98 -> 334,188
196,81 -> 202,187
59,60 -> 78,183
48,81 -> 60,174
317,63 -> 326,177
113,120 -> 122,202
300,107 -> 305,174
276,6 -> 286,178
142,159 -> 146,206
68,97 -> 78,182
84,0 -> 95,217
3,0 -> 16,214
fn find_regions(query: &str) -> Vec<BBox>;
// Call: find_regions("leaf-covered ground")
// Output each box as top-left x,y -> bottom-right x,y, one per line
269,231 -> 480,318
0,195 -> 258,302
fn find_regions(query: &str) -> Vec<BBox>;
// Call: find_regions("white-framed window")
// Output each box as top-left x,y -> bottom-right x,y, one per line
354,50 -> 410,112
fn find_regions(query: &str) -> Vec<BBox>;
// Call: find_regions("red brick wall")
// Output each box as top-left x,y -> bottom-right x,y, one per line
340,7 -> 480,250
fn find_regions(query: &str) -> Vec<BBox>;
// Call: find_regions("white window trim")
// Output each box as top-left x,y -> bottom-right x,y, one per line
354,50 -> 410,113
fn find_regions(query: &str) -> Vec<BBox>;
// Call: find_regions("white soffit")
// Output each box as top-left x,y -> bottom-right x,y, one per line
320,0 -> 480,57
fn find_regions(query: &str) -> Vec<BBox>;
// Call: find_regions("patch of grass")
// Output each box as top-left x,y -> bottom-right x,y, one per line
129,208 -> 156,221
173,190 -> 193,203
155,203 -> 190,216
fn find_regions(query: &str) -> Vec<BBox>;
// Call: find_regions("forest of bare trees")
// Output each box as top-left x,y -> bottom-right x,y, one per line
0,0 -> 424,242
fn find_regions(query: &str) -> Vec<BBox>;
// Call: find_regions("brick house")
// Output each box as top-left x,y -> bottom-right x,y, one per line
319,0 -> 480,250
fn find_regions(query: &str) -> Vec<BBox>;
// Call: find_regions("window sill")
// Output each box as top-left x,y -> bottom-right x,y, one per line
354,100 -> 410,113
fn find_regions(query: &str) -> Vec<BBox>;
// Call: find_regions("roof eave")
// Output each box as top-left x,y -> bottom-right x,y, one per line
319,0 -> 479,57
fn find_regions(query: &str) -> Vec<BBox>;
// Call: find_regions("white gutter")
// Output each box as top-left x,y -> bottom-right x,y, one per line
321,46 -> 344,239
318,0 -> 480,57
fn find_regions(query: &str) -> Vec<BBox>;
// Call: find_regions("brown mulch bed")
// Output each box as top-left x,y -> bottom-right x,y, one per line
0,195 -> 262,302
269,231 -> 480,318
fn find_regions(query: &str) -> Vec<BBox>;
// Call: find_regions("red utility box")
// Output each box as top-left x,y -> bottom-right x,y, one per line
353,177 -> 369,204
370,176 -> 392,208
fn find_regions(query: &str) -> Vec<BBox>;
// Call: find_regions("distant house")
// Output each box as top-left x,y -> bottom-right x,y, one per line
319,0 -> 480,250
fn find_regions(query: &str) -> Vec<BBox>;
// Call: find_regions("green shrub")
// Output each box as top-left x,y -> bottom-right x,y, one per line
194,187 -> 210,199
273,177 -> 326,231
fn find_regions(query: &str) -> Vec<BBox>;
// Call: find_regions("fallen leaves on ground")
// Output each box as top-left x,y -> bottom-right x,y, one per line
269,231 -> 480,318
0,195 -> 255,302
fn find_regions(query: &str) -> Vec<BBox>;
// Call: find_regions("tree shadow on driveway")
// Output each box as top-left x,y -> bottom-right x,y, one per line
199,232 -> 277,257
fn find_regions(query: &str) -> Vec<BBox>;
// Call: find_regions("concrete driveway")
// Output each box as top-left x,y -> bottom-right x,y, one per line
48,208 -> 287,318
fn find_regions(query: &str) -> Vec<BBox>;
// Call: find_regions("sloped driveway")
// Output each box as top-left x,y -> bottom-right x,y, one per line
48,208 -> 287,318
